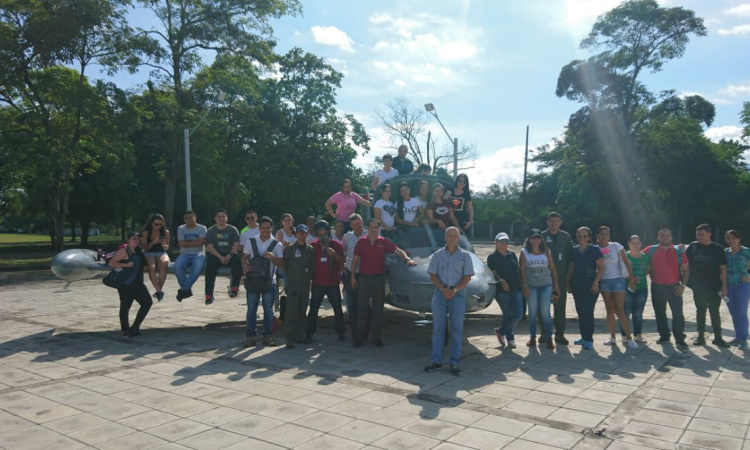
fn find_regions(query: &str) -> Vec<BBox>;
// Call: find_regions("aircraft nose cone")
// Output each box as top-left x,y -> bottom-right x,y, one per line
51,249 -> 98,281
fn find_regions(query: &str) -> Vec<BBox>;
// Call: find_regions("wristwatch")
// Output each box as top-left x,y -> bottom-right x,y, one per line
452,288 -> 458,294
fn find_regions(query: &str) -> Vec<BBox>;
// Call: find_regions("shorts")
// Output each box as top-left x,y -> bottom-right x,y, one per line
600,278 -> 626,293
144,251 -> 167,258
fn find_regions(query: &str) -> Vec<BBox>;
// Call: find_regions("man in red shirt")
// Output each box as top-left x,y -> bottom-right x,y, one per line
351,219 -> 417,347
306,221 -> 347,341
644,228 -> 690,348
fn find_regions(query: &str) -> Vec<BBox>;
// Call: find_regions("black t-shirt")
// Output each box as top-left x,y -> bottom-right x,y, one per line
450,189 -> 472,223
686,241 -> 727,291
487,250 -> 522,293
392,157 -> 414,175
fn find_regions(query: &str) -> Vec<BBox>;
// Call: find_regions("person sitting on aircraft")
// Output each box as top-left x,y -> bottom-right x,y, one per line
395,182 -> 425,229
427,183 -> 460,231
374,183 -> 397,234
371,153 -> 399,190
414,163 -> 432,175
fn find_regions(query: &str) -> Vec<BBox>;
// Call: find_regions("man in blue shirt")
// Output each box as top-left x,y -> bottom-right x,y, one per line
424,227 -> 475,375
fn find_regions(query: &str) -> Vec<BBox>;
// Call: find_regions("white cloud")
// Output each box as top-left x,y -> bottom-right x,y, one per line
311,26 -> 356,52
720,82 -> 750,96
470,145 -> 534,191
718,24 -> 750,35
704,126 -> 743,142
726,3 -> 750,17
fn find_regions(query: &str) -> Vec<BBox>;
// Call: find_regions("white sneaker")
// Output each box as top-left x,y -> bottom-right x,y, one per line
634,335 -> 646,343
627,339 -> 638,350
603,337 -> 615,346
508,340 -> 517,349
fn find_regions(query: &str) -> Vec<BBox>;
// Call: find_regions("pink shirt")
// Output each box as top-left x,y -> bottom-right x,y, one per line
328,191 -> 363,222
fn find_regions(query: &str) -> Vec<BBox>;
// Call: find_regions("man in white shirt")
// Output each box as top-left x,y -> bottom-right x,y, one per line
239,210 -> 260,247
342,214 -> 368,337
371,154 -> 399,190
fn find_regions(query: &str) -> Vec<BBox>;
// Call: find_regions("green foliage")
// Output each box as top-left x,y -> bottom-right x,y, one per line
741,101 -> 750,141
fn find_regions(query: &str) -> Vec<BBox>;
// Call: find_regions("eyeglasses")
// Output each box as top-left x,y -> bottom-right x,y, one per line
153,223 -> 164,227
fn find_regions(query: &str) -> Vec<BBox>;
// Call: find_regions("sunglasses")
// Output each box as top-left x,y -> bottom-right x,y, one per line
153,223 -> 164,227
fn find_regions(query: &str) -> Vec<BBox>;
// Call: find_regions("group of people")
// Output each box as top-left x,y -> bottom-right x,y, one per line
486,213 -> 750,354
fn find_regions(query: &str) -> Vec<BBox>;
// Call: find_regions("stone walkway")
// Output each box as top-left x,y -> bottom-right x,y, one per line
0,244 -> 748,449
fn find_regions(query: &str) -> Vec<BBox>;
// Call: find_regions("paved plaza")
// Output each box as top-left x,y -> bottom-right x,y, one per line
1,244 -> 749,450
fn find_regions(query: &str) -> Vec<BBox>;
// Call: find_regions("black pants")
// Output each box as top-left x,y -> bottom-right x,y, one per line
356,274 -> 385,341
205,253 -> 242,296
118,283 -> 152,331
307,285 -> 345,338
693,288 -> 723,338
651,283 -> 686,341
344,270 -> 370,337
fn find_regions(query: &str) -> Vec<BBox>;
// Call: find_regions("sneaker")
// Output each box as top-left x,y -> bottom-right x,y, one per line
657,336 -> 671,344
713,338 -> 730,348
127,327 -> 141,337
373,339 -> 384,348
538,336 -> 547,344
627,339 -> 638,350
676,340 -> 689,349
337,335 -> 346,342
555,336 -> 569,345
728,338 -> 741,347
621,336 -> 628,345
450,365 -> 461,376
184,289 -> 194,299
693,337 -> 706,346
244,336 -> 256,347
228,286 -> 239,298
526,338 -> 536,347
353,340 -> 363,348
205,295 -> 214,305
546,340 -> 555,350
603,337 -> 615,346
583,341 -> 594,350
263,336 -> 277,347
494,328 -> 506,346
155,291 -> 164,302
634,335 -> 646,343
176,290 -> 185,302
574,338 -> 584,345
424,362 -> 442,373
508,340 -> 517,349
740,341 -> 749,350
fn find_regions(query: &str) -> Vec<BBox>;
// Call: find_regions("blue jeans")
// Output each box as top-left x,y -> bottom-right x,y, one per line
496,291 -> 523,341
526,284 -> 553,340
431,289 -> 466,367
621,288 -> 648,336
728,282 -> 750,341
246,284 -> 276,337
174,253 -> 205,291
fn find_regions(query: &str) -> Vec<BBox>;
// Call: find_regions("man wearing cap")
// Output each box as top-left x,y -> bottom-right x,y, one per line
542,212 -> 573,345
281,224 -> 315,349
351,219 -> 417,348
425,227 -> 475,375
487,232 -> 523,348
306,220 -> 347,341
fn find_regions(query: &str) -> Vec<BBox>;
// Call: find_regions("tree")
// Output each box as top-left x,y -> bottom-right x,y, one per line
0,0 -> 136,250
134,0 -> 301,228
376,96 -> 478,173
741,101 -> 750,141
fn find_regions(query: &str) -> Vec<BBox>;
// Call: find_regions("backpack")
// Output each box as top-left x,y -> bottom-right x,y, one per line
647,245 -> 683,266
244,238 -> 279,294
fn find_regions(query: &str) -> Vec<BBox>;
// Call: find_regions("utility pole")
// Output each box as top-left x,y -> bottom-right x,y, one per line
521,125 -> 529,224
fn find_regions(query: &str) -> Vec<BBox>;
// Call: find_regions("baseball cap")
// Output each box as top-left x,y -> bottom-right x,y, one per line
495,232 -> 510,241
528,228 -> 542,238
295,224 -> 309,233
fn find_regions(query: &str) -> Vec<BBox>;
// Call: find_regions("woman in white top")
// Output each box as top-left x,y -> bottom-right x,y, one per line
395,181 -> 424,228
370,154 -> 399,190
275,214 -> 296,247
416,180 -> 430,212
374,183 -> 397,232
596,226 -> 637,349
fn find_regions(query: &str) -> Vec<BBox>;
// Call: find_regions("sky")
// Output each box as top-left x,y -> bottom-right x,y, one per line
110,0 -> 750,192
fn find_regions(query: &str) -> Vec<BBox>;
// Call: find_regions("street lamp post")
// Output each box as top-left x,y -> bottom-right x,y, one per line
424,103 -> 458,178
184,91 -> 226,210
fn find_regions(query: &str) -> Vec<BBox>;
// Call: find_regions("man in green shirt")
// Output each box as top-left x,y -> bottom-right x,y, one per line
541,212 -> 573,345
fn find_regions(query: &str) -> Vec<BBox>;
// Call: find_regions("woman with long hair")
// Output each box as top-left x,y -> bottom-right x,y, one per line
374,183 -> 397,233
519,229 -> 559,349
275,214 -> 296,247
325,179 -> 371,232
395,181 -> 424,228
109,232 -> 152,337
416,180 -> 430,211
621,235 -> 650,343
140,214 -> 170,302
427,183 -> 460,230
450,173 -> 473,231
568,227 -> 604,350
725,230 -> 750,349
596,226 -> 637,349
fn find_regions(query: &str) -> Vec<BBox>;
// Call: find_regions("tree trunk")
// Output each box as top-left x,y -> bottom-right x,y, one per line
70,219 -> 77,243
80,220 -> 91,246
49,188 -> 69,253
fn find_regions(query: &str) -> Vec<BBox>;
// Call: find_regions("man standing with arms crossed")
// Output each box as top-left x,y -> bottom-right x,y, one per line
351,219 -> 417,348
424,227 -> 474,376
541,212 -> 573,345
343,214 -> 367,338
644,228 -> 690,348
686,224 -> 730,347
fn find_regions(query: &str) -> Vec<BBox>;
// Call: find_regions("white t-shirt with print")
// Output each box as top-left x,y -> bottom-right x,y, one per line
402,197 -> 422,223
599,242 -> 625,280
374,199 -> 397,228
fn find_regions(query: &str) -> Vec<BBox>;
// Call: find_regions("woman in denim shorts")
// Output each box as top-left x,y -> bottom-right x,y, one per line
596,226 -> 637,349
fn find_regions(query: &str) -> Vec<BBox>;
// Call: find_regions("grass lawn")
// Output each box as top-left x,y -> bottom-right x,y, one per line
0,233 -> 122,244
0,253 -> 53,271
